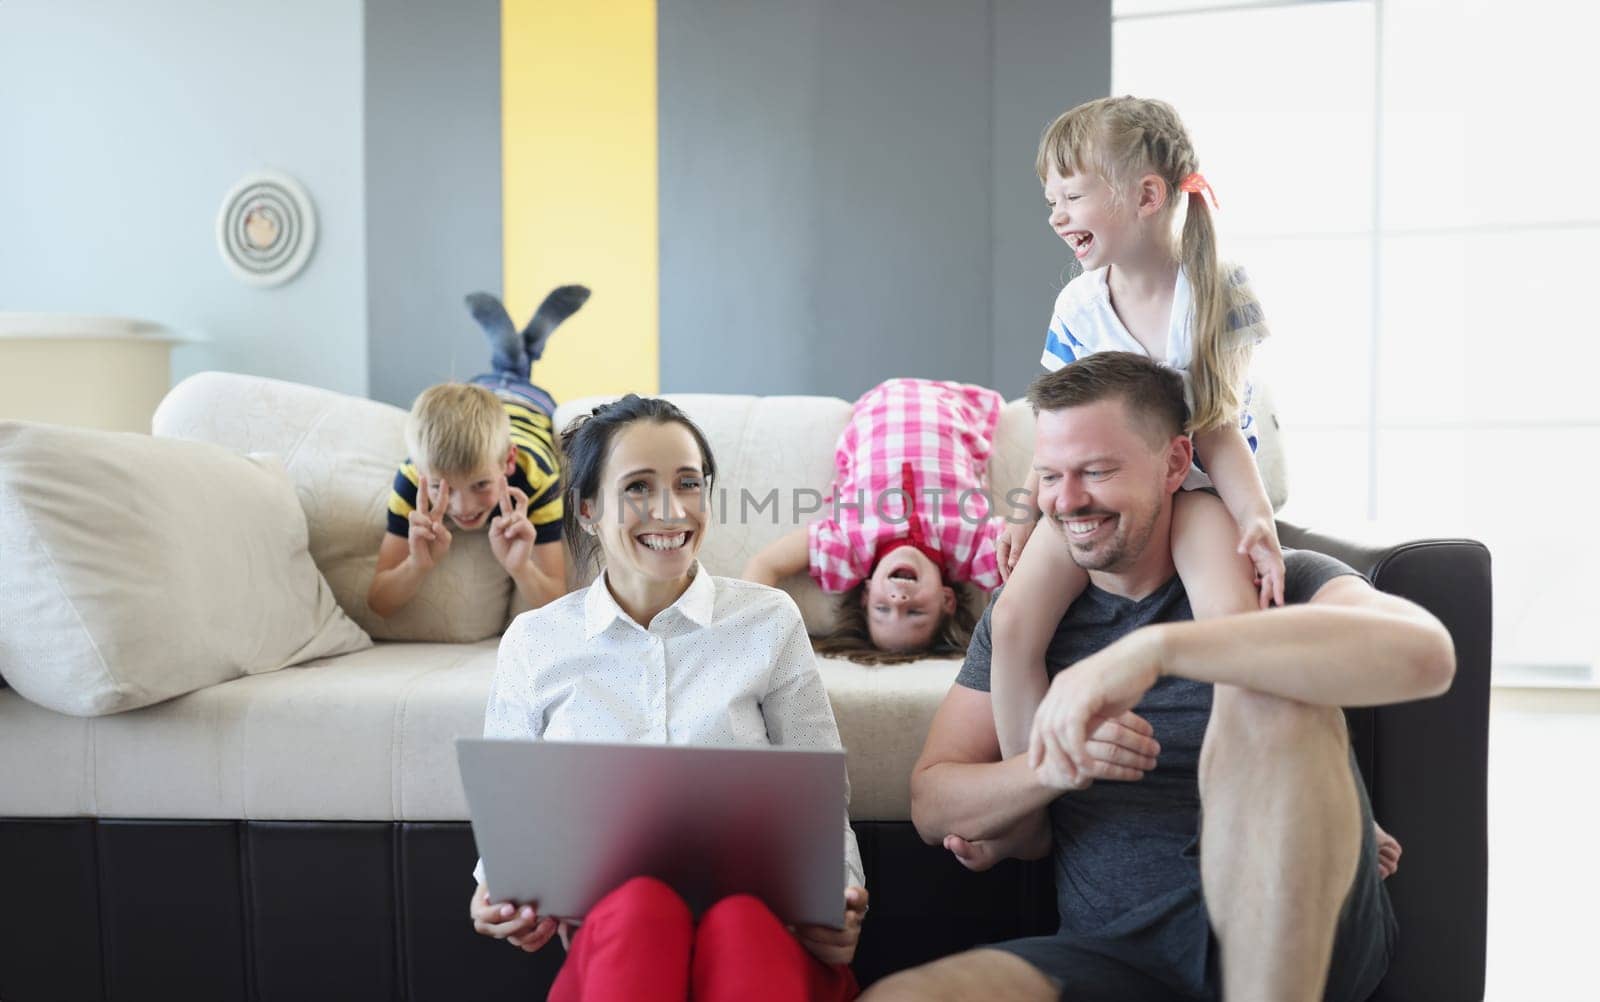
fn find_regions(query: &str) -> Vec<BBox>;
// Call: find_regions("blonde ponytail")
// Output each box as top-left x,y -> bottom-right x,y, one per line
1179,195 -> 1250,433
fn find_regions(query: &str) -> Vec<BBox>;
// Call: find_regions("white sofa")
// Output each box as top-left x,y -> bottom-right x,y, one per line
0,372 -> 1285,827
1,372 -> 1490,1002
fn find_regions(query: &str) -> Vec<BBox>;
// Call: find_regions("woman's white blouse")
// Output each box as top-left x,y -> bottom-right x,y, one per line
477,564 -> 865,891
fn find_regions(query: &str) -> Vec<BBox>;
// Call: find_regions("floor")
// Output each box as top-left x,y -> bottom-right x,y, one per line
1482,687 -> 1600,1002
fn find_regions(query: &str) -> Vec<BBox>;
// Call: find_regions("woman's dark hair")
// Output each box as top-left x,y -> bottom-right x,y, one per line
558,395 -> 718,576
810,581 -> 982,666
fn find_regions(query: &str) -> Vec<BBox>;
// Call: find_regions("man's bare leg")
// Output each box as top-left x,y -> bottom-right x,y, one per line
1199,685 -> 1363,1002
858,949 -> 1056,1002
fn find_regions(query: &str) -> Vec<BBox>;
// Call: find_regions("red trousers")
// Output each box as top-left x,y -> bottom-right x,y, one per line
547,876 -> 860,1002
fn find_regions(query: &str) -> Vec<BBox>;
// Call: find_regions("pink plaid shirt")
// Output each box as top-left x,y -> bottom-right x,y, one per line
808,379 -> 1005,594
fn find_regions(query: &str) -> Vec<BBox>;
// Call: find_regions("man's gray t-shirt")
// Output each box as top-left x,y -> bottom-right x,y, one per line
956,548 -> 1360,941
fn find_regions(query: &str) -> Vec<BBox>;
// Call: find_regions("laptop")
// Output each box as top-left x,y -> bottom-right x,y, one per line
456,739 -> 848,928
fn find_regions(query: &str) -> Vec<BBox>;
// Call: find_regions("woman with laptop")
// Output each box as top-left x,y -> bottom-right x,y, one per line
467,394 -> 868,1001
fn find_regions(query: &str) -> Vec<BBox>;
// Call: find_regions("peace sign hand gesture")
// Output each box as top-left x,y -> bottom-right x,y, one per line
488,481 -> 537,573
406,474 -> 454,570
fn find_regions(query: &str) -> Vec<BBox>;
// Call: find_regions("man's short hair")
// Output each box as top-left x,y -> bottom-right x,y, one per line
404,383 -> 511,476
1025,352 -> 1190,447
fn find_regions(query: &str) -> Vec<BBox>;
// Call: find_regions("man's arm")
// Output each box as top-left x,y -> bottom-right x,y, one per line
1150,574 -> 1455,705
910,683 -> 1058,852
1030,573 -> 1456,781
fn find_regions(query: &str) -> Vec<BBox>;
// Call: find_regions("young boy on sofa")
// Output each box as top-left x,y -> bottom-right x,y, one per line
367,286 -> 588,618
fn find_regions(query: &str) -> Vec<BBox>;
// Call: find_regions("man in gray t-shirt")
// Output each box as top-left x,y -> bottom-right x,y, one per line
861,354 -> 1455,1002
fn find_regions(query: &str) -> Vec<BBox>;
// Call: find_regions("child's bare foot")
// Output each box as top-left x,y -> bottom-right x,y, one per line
943,833 -> 1003,873
1375,822 -> 1402,879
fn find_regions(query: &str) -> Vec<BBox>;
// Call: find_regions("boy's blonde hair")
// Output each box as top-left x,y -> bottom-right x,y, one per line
1036,95 -> 1260,434
404,383 -> 511,477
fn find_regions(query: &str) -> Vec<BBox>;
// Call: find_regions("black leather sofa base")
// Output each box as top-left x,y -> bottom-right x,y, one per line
0,529 -> 1490,1001
0,818 -> 1055,1002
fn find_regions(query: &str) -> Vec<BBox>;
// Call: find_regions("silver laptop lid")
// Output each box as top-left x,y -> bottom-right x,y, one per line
457,739 -> 847,927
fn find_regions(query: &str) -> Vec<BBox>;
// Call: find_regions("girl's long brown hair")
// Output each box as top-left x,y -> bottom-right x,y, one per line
810,581 -> 982,666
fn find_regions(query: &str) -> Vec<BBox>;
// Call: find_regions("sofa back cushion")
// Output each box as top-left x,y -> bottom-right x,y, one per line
152,372 -> 511,643
147,374 -> 1287,644
0,421 -> 371,716
553,386 -> 1286,637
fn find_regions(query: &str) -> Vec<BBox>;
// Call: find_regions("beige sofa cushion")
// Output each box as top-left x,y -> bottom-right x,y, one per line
551,393 -> 1068,635
148,375 -> 1284,644
153,372 -> 512,643
0,421 -> 370,716
0,640 -> 953,822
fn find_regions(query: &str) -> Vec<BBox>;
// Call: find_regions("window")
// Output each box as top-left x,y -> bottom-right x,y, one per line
1113,0 -> 1600,675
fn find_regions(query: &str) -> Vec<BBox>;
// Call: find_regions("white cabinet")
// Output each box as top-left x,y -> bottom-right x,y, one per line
0,315 -> 182,433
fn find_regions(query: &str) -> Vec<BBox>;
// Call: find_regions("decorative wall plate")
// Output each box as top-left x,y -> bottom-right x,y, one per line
216,171 -> 317,287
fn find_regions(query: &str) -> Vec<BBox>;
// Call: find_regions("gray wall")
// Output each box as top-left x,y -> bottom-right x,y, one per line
991,0 -> 1112,398
0,0 -> 369,396
659,0 -> 1111,400
364,0 -> 504,408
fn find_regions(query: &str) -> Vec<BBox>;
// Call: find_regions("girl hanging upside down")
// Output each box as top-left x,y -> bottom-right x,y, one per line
743,378 -> 1010,664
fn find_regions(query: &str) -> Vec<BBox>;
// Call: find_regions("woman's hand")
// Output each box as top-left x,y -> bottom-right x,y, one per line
793,886 -> 868,966
469,881 -> 561,953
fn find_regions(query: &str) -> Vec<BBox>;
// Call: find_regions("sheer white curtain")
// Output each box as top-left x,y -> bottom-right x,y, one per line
1112,0 -> 1600,673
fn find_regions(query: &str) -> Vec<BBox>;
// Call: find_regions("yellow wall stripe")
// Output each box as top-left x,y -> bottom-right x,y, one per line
502,1 -> 658,403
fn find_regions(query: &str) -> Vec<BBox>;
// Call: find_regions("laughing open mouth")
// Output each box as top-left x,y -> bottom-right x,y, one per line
1062,513 -> 1114,542
637,531 -> 691,551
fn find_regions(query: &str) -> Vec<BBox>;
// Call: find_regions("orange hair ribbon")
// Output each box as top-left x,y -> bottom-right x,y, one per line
1177,172 -> 1219,210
